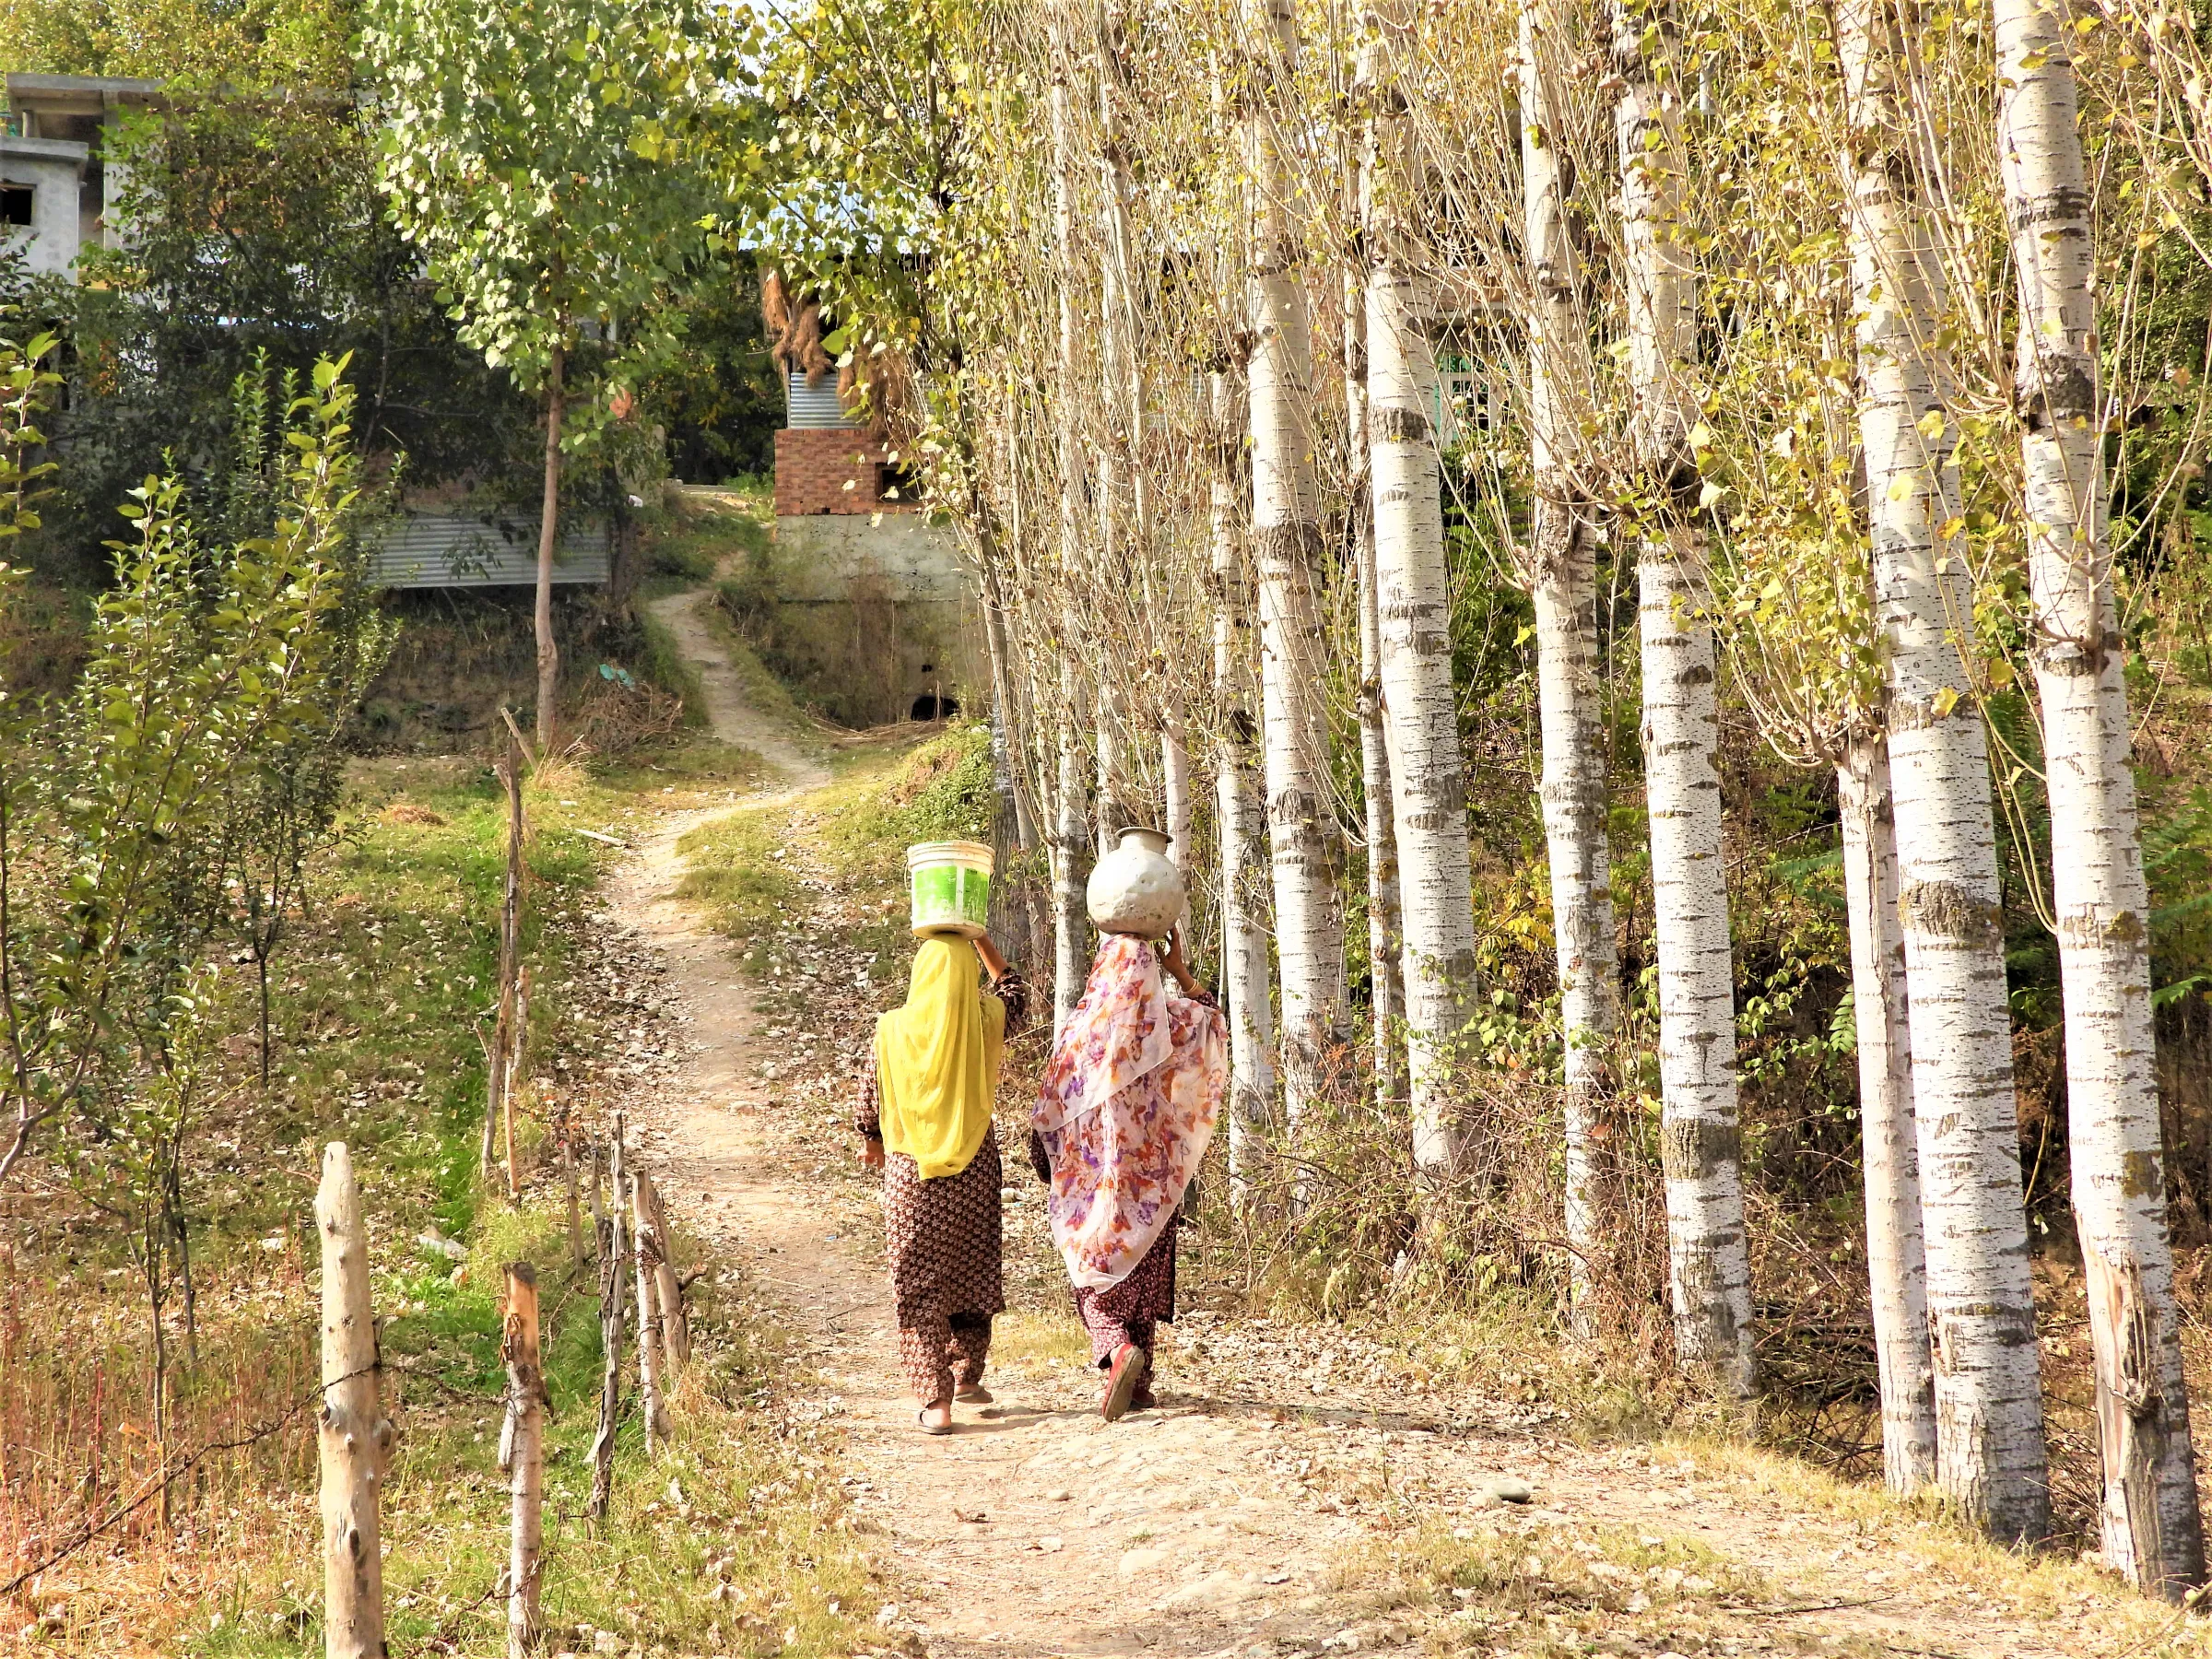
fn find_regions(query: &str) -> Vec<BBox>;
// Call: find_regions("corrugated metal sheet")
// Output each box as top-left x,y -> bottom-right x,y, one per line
367,513 -> 608,590
786,370 -> 857,429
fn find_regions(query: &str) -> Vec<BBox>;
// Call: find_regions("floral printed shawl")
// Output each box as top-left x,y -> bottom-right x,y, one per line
1034,935 -> 1227,1289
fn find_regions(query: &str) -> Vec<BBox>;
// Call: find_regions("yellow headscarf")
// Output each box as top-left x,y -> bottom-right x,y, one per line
874,935 -> 1006,1180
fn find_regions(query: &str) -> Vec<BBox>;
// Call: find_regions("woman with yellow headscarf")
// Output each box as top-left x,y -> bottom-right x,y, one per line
855,926 -> 1027,1433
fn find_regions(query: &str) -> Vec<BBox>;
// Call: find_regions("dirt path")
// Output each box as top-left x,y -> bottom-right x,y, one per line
599,592 -> 2160,1659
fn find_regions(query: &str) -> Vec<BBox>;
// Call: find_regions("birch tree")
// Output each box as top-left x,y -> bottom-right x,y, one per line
1364,0 -> 1480,1180
1840,0 -> 2050,1543
1246,0 -> 1347,1126
1520,0 -> 1618,1328
1830,0 -> 1944,1500
1613,0 -> 1753,1391
1994,0 -> 2202,1588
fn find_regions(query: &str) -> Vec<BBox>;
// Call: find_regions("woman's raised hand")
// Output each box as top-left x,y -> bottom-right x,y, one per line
1160,924 -> 1200,994
975,930 -> 1010,982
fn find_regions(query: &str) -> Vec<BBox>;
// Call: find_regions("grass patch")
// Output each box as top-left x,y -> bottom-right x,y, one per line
638,605 -> 712,727
811,724 -> 994,885
677,808 -> 805,940
986,1310 -> 1093,1380
187,1203 -> 877,1659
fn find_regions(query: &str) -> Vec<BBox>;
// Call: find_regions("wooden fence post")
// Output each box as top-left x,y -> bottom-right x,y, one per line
588,1122 -> 629,1519
316,1144 -> 389,1659
633,1170 -> 689,1368
501,1264 -> 545,1658
499,740 -> 526,1203
630,1168 -> 671,1450
562,1112 -> 584,1273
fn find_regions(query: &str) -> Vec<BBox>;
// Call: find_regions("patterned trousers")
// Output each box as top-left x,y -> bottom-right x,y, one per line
1073,1224 -> 1177,1366
899,1311 -> 993,1404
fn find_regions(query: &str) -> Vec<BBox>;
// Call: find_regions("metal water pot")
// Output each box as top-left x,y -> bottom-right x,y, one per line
1086,826 -> 1185,940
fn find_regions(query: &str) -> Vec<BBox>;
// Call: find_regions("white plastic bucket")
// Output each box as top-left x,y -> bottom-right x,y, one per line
906,841 -> 994,938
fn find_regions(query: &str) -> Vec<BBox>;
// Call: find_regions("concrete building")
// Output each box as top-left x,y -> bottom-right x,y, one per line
766,370 -> 982,727
2,75 -> 159,276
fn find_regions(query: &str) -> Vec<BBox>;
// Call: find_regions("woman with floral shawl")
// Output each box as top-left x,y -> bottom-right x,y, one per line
856,928 -> 1027,1434
1031,925 -> 1227,1419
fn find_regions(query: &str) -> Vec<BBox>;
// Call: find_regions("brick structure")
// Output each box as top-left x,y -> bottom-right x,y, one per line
773,428 -> 913,517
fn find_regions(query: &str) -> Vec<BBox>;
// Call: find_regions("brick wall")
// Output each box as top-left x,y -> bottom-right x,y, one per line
774,428 -> 921,517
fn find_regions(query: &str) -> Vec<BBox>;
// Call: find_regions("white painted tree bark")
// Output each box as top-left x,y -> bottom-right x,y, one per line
1365,3 -> 1478,1180
1344,119 -> 1407,1120
316,1143 -> 389,1659
1842,0 -> 2049,1544
1613,0 -> 1753,1393
1836,726 -> 1937,1493
1050,9 -> 1093,1033
1212,365 -> 1277,1201
631,1170 -> 671,1449
1521,0 -> 1616,1332
1994,0 -> 2202,1589
1246,0 -> 1345,1129
1162,721 -> 1192,867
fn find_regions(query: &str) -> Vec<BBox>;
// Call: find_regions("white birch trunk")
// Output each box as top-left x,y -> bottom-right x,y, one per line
1522,0 -> 1616,1328
1836,728 -> 1937,1494
1345,134 -> 1407,1119
1533,521 -> 1615,1335
1995,0 -> 2202,1588
1835,0 -> 2050,1544
1614,0 -> 1753,1392
1162,722 -> 1192,867
1841,0 -> 2048,1541
1050,13 -> 1093,1034
1366,6 -> 1477,1178
1246,0 -> 1345,1128
1212,366 -> 1277,1201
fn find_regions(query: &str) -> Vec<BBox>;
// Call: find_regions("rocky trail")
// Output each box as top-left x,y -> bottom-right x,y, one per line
587,588 -> 2177,1659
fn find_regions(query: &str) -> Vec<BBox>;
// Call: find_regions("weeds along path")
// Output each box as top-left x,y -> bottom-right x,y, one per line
601,601 -> 2171,1659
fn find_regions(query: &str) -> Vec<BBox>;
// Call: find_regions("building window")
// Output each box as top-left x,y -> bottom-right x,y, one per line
0,186 -> 33,229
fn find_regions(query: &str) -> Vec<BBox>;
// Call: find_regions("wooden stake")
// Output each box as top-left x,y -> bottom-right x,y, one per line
562,1118 -> 584,1273
500,1263 -> 545,1659
630,1169 -> 671,1449
633,1171 -> 689,1368
315,1144 -> 389,1659
587,1123 -> 628,1519
499,747 -> 526,1204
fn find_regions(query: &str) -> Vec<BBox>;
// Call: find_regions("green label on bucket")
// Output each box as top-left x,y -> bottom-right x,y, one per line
912,864 -> 961,923
958,866 -> 989,926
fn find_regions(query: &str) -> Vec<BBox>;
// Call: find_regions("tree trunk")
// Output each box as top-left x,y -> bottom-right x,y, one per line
1052,678 -> 1093,1034
535,346 -> 564,753
1996,0 -> 2203,1590
1365,5 -> 1478,1182
1522,0 -> 1617,1334
1840,0 -> 2050,1545
1344,124 -> 1407,1124
1246,0 -> 1345,1133
588,1124 -> 629,1519
1049,11 -> 1093,1035
1162,721 -> 1192,869
1836,726 -> 1936,1494
1209,364 -> 1277,1203
1612,0 -> 1754,1393
315,1143 -> 388,1659
1639,547 -> 1754,1393
631,1170 -> 671,1448
500,1264 -> 544,1659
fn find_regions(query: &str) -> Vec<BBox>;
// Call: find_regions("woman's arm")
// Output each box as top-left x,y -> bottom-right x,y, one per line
977,932 -> 1030,1037
1160,924 -> 1208,999
854,1044 -> 885,1169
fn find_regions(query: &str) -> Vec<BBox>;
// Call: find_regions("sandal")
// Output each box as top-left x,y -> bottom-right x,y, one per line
916,1405 -> 953,1436
955,1384 -> 994,1405
1101,1343 -> 1149,1423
